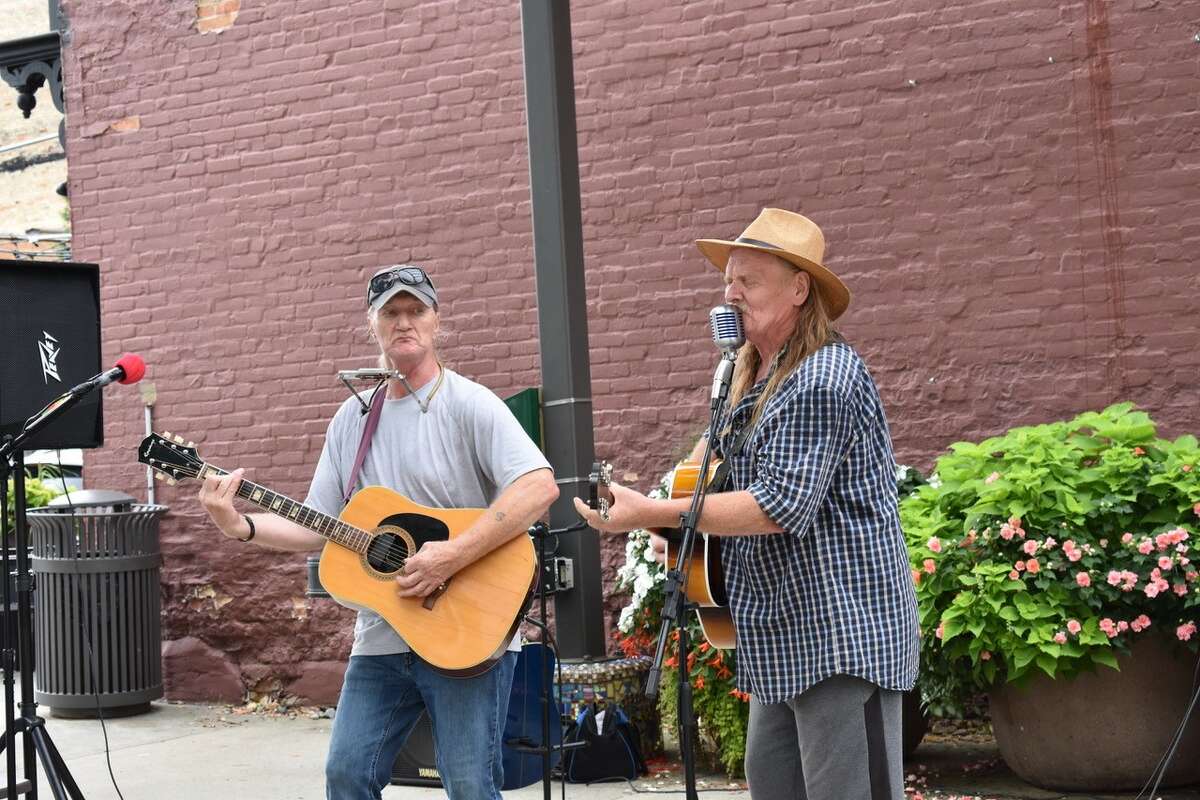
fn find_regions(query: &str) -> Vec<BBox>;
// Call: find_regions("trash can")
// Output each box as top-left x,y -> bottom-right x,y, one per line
26,490 -> 167,717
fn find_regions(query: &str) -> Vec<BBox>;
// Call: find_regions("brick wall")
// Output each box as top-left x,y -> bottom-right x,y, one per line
60,0 -> 1200,701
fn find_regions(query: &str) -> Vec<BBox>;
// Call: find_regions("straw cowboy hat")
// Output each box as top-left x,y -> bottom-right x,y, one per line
695,208 -> 851,319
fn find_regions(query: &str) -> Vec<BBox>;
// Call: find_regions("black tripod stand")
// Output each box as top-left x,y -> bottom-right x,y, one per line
507,519 -> 588,800
644,345 -> 738,800
0,393 -> 93,799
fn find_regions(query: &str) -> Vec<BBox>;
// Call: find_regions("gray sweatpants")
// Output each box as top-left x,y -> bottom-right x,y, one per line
744,675 -> 903,800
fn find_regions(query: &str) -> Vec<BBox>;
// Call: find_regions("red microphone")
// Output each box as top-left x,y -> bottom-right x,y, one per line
113,353 -> 146,384
69,353 -> 146,395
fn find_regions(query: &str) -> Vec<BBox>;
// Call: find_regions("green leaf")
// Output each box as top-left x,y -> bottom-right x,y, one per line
1035,653 -> 1058,679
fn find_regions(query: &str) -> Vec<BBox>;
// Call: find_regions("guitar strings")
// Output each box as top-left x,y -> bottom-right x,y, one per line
152,446 -> 431,574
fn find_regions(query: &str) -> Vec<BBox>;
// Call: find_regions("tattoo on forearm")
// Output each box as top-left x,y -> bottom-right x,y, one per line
494,511 -> 507,523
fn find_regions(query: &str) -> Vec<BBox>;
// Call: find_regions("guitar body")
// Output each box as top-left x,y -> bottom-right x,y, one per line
138,432 -> 537,678
322,486 -> 536,677
660,461 -> 737,650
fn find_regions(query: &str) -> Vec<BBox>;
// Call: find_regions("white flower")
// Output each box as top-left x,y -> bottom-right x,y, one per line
895,464 -> 910,482
618,605 -> 635,634
928,473 -> 942,489
633,571 -> 654,597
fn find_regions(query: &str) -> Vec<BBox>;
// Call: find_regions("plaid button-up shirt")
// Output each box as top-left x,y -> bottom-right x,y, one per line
714,341 -> 919,704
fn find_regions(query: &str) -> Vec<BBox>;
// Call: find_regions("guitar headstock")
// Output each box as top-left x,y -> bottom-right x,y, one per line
138,431 -> 202,485
588,460 -> 614,522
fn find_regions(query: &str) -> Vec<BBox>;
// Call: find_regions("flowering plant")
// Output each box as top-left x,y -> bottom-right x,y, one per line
902,403 -> 1200,716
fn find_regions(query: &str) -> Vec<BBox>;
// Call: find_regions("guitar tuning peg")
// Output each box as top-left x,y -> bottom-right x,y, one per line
163,430 -> 172,438
154,473 -> 164,482
187,441 -> 195,448
167,478 -> 177,486
173,435 -> 184,444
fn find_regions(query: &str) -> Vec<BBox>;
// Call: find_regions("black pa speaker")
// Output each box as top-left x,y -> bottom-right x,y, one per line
0,260 -> 102,449
390,710 -> 441,787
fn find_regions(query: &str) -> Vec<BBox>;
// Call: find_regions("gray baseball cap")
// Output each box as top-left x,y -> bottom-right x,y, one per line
367,265 -> 438,311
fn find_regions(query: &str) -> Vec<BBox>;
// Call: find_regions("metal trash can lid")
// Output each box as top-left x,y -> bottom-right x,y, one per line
42,489 -> 137,511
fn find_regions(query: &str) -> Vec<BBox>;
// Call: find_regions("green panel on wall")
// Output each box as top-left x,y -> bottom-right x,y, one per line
503,388 -> 543,451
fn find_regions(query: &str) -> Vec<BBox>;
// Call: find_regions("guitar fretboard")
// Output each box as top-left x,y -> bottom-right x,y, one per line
197,465 -> 370,553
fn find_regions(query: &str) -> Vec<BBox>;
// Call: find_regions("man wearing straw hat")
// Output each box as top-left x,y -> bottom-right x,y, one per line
576,209 -> 919,800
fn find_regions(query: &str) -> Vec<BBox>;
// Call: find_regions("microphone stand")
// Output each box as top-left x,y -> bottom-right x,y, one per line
0,388 -> 94,799
645,349 -> 736,800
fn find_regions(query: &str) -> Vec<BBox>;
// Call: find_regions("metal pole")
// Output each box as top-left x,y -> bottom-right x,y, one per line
520,0 -> 605,658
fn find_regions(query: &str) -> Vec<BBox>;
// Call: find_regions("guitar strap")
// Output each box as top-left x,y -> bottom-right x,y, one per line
710,420 -> 752,492
343,381 -> 387,504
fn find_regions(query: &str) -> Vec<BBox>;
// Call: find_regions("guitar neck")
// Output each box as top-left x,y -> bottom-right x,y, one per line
196,464 -> 368,553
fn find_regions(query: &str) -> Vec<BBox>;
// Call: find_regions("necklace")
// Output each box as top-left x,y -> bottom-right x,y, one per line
395,364 -> 445,414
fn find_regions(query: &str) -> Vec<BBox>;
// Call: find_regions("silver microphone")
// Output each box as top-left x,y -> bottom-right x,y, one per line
709,304 -> 745,353
708,305 -> 743,409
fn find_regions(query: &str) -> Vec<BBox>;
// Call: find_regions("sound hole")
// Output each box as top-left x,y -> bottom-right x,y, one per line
365,532 -> 409,576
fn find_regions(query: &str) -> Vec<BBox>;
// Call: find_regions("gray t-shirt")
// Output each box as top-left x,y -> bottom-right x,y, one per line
304,368 -> 552,656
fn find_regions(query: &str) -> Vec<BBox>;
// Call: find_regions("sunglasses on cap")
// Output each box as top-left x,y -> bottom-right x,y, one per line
367,266 -> 434,307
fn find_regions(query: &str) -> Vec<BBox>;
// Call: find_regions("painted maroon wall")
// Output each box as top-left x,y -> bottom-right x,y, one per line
59,0 -> 1200,701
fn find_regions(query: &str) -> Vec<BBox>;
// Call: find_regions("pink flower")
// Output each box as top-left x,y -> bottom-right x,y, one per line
1015,560 -> 1026,572
923,559 -> 937,575
1099,618 -> 1118,638
1138,539 -> 1154,555
1023,540 -> 1039,556
1133,446 -> 1146,456
1066,548 -> 1082,562
1194,502 -> 1200,517
1099,538 -> 1108,548
1107,570 -> 1123,586
1026,558 -> 1041,575
1008,570 -> 1020,580
1076,572 -> 1091,587
927,537 -> 942,553
1175,583 -> 1188,597
985,471 -> 1001,484
1118,620 -> 1129,632
1159,556 -> 1173,570
1122,532 -> 1134,543
1188,571 -> 1199,583
980,651 -> 992,661
935,622 -> 944,639
1066,619 -> 1082,635
1043,536 -> 1058,549
1178,622 -> 1197,642
1053,631 -> 1067,644
1131,615 -> 1151,632
1000,525 -> 1015,541
1145,582 -> 1162,598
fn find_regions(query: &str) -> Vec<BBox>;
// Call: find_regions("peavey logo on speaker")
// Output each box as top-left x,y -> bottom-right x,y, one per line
39,331 -> 61,384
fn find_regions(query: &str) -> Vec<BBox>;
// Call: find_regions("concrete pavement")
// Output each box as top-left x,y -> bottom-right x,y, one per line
2,701 -> 748,800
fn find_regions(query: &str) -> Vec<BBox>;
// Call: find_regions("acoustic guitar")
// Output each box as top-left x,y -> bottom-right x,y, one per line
590,460 -> 736,650
140,432 -> 535,677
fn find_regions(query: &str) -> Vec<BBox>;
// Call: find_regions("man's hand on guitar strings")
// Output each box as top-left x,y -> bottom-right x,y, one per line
395,539 -> 459,599
572,483 -> 655,534
198,467 -> 249,540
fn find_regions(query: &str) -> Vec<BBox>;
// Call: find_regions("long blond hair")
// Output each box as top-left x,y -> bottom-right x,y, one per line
726,272 -> 840,432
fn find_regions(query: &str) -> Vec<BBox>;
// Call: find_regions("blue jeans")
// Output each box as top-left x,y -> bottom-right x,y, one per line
325,651 -> 518,800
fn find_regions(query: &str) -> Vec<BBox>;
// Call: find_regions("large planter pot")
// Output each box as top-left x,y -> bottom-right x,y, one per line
989,634 -> 1200,791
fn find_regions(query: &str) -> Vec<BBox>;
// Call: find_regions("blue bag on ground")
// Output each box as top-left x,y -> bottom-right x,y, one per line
562,702 -> 648,783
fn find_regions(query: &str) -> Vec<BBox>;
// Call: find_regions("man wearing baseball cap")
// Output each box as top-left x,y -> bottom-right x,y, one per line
577,210 -> 919,800
200,264 -> 558,800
